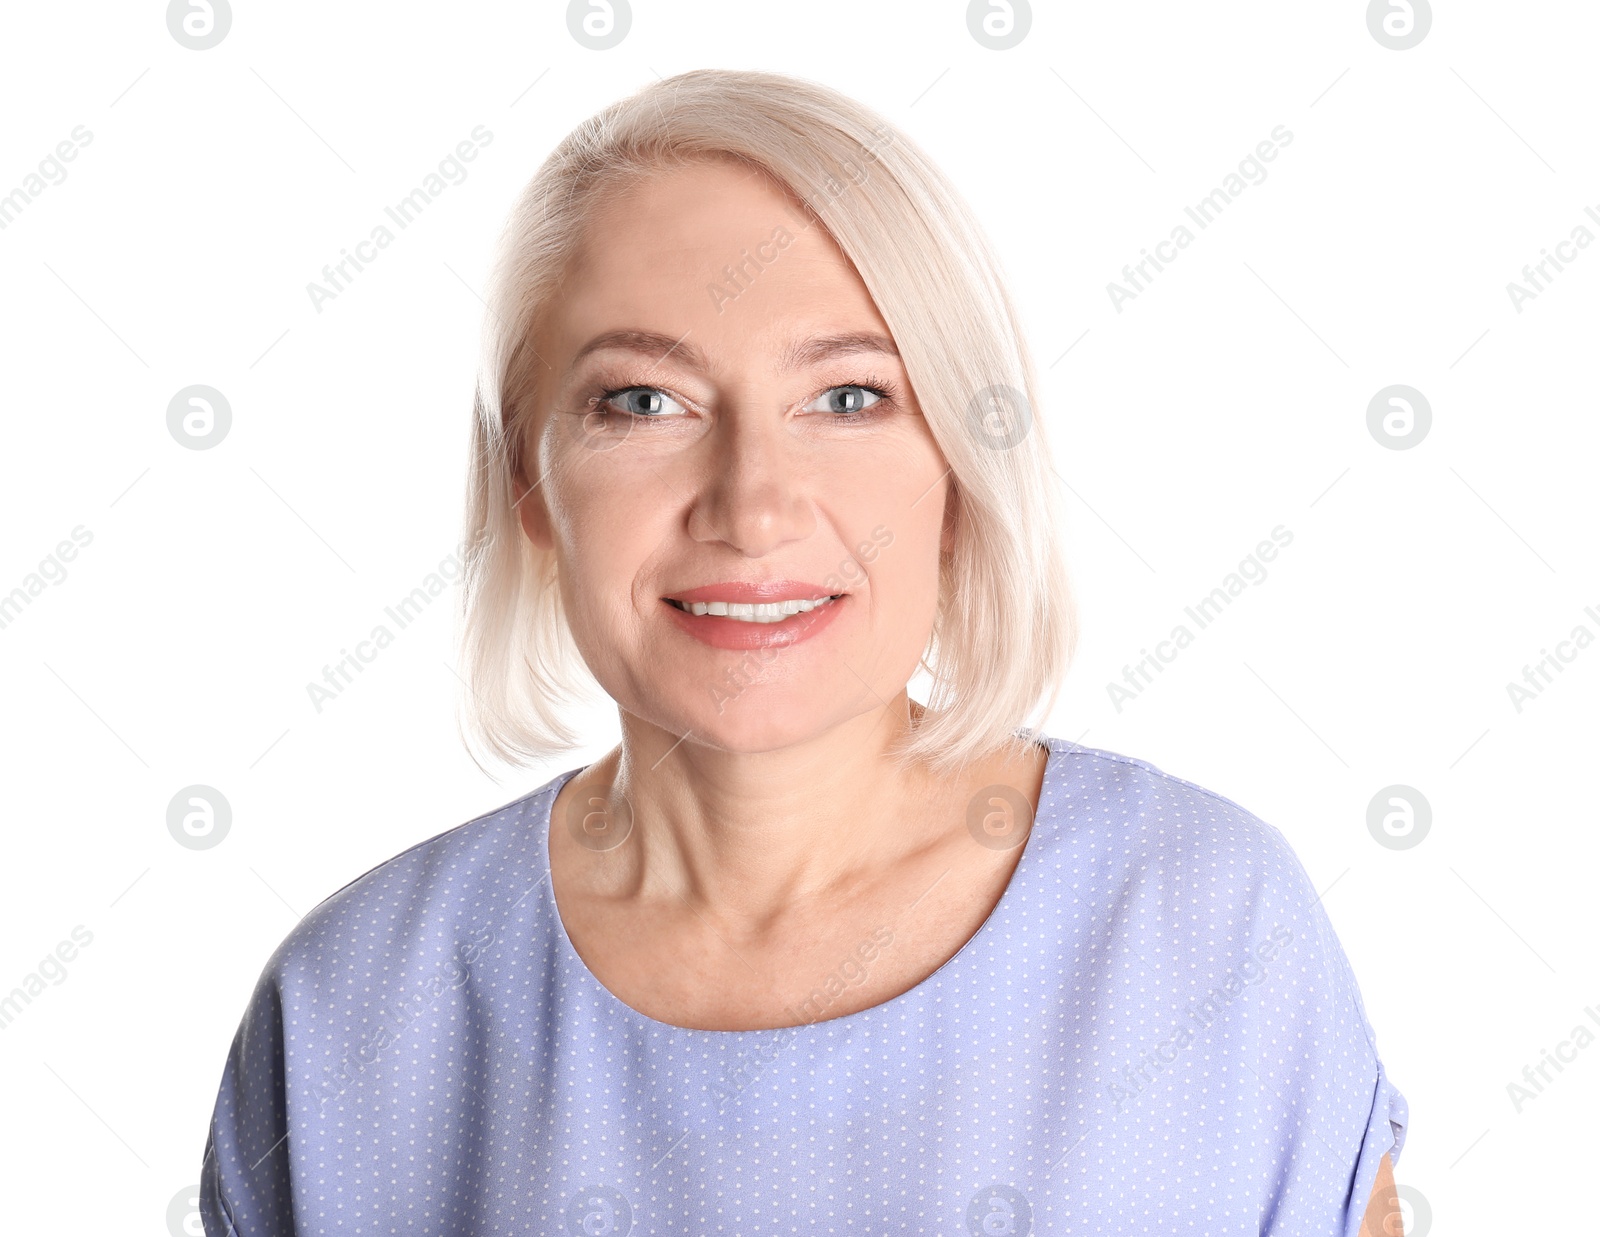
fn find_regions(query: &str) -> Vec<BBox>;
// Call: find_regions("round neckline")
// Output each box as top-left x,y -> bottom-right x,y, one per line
538,736 -> 1059,1038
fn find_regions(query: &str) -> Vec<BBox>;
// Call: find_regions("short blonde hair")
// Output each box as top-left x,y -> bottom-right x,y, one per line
456,68 -> 1076,777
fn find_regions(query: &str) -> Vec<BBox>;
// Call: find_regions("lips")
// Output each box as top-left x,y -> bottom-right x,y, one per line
659,580 -> 848,651
662,580 -> 840,604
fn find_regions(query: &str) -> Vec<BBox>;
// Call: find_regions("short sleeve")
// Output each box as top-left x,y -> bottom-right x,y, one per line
1253,830 -> 1409,1237
199,965 -> 298,1237
1326,906 -> 1409,1237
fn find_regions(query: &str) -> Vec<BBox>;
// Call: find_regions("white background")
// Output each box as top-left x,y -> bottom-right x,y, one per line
1,1 -> 1594,1232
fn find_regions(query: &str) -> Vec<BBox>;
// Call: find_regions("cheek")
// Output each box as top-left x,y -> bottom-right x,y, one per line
843,502 -> 944,616
546,476 -> 657,625
876,520 -> 944,621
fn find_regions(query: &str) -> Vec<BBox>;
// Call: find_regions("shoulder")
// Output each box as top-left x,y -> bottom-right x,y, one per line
1039,736 -> 1320,906
1034,742 -> 1410,1214
255,768 -> 576,986
202,767 -> 580,1193
1037,735 -> 1388,1053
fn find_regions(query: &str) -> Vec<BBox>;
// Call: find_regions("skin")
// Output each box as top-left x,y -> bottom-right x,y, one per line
1360,1152 -> 1402,1235
514,157 -> 1400,1225
516,155 -> 1047,1036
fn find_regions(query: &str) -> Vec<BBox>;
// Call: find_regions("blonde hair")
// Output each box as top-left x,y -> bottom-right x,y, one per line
456,68 -> 1076,777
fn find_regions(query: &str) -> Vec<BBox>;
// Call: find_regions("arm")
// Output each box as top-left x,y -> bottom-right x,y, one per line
1358,1152 -> 1400,1236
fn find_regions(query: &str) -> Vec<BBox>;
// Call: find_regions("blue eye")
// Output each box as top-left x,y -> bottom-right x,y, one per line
597,387 -> 686,418
805,385 -> 887,417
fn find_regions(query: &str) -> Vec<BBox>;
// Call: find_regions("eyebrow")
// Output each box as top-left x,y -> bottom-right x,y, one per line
567,329 -> 900,377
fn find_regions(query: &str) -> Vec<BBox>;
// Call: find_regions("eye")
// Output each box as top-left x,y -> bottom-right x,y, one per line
804,384 -> 886,417
595,386 -> 688,419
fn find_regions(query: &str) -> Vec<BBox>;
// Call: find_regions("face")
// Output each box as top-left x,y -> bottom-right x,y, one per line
516,157 -> 953,753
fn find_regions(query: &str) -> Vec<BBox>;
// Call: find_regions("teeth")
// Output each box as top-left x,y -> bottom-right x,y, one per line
674,596 -> 838,622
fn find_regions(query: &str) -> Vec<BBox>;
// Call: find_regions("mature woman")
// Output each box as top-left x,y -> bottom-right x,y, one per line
200,70 -> 1406,1236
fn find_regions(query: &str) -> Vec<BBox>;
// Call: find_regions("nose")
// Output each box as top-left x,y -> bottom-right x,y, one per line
687,399 -> 817,558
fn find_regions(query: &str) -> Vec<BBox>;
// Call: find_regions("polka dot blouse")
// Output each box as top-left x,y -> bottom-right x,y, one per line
199,737 -> 1407,1235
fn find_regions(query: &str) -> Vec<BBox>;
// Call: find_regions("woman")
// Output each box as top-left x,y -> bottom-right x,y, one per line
200,70 -> 1406,1236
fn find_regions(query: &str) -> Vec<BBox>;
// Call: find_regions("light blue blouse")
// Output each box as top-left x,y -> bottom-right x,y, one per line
200,737 -> 1407,1235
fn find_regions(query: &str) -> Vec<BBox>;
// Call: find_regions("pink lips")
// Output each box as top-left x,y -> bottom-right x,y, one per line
660,580 -> 847,651
664,580 -> 838,604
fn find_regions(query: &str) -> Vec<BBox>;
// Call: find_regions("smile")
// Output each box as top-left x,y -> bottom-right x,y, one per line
664,595 -> 842,623
659,586 -> 849,651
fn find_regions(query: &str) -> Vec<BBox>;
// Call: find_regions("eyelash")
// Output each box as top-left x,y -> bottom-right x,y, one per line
587,375 -> 900,425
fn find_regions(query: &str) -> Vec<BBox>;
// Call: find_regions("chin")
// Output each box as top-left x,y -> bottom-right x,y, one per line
658,690 -> 866,756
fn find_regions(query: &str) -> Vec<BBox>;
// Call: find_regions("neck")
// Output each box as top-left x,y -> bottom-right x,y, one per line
574,697 -> 946,926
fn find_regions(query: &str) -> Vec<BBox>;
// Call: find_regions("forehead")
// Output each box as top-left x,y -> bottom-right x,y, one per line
548,158 -> 892,362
